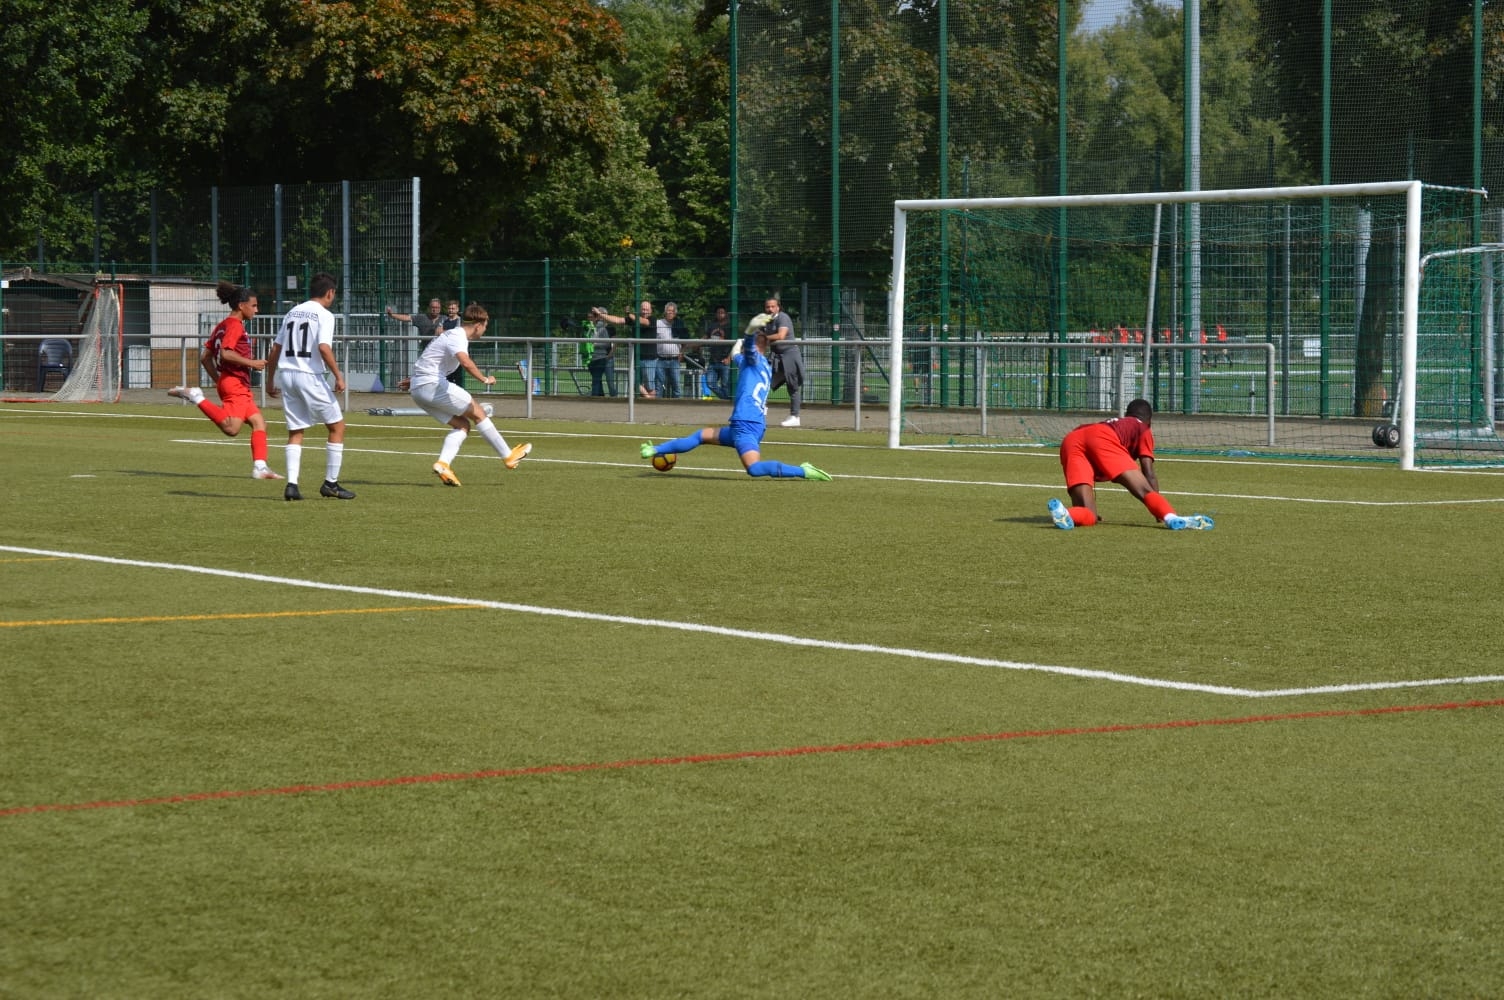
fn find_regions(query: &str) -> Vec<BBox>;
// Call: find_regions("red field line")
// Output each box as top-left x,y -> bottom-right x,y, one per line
4,698 -> 1501,819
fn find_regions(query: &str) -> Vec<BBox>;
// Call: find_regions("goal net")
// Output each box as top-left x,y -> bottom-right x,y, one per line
885,182 -> 1498,468
51,283 -> 125,403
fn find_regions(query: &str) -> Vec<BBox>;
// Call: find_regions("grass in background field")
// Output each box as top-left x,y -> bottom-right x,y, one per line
3,400 -> 1503,998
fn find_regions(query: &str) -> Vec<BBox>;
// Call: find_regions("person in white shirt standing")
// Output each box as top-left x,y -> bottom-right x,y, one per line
410,302 -> 532,487
264,272 -> 355,501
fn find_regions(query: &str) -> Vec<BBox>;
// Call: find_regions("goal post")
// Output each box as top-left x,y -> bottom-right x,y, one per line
51,283 -> 125,404
887,181 -> 1495,468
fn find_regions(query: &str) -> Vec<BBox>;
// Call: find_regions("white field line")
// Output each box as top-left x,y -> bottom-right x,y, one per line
170,438 -> 1504,506
11,403 -> 1504,483
12,402 -> 1504,464
5,545 -> 1503,700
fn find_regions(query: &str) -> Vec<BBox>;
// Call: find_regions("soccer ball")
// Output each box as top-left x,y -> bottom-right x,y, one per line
651,452 -> 677,472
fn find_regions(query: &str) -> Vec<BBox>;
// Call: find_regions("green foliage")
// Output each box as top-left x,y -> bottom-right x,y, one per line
506,106 -> 673,259
1068,0 -> 1308,191
604,0 -> 731,258
0,0 -> 148,251
1255,0 -> 1493,186
734,0 -> 1059,255
0,0 -> 645,259
7,0 -> 1504,271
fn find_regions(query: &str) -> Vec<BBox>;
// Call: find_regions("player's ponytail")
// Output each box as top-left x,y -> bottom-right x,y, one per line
215,280 -> 250,309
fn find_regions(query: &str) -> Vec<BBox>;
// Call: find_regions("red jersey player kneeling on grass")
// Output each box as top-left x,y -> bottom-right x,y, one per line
1046,399 -> 1213,531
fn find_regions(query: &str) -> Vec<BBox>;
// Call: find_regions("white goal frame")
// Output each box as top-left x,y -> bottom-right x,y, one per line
888,181 -> 1430,467
52,282 -> 125,404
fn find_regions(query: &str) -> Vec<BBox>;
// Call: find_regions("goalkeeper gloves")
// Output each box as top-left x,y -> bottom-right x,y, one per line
745,313 -> 771,335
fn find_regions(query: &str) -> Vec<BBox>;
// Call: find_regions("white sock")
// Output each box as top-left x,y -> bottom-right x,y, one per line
285,444 -> 303,485
439,428 -> 467,465
326,443 -> 344,483
187,387 -> 205,404
475,418 -> 510,457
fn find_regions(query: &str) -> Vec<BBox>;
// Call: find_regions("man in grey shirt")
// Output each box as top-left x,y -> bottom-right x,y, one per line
763,295 -> 804,427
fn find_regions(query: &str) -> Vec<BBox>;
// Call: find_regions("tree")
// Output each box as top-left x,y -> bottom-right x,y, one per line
0,0 -> 641,260
597,0 -> 731,258
730,0 -> 1058,258
507,102 -> 673,259
1067,0 -> 1305,193
1256,0 -> 1484,186
1256,0 -> 1498,416
0,0 -> 148,257
259,0 -> 633,253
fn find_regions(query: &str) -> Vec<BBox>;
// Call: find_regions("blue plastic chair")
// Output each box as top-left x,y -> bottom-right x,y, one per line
36,339 -> 73,391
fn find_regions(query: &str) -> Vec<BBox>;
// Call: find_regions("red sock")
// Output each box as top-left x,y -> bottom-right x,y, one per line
1144,491 -> 1175,522
251,428 -> 269,463
197,398 -> 227,426
1069,506 -> 1098,526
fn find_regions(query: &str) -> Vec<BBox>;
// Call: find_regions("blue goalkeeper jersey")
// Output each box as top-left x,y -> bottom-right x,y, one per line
729,349 -> 772,425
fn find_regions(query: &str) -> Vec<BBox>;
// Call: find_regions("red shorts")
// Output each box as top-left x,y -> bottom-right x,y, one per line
216,379 -> 262,423
1060,423 -> 1138,487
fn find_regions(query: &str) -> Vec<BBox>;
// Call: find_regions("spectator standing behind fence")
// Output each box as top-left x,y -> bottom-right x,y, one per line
702,305 -> 733,399
168,280 -> 283,481
386,298 -> 443,391
265,272 -> 355,501
439,300 -> 465,385
764,295 -> 805,427
387,297 -> 442,341
411,302 -> 532,487
656,302 -> 689,398
598,302 -> 658,397
586,307 -> 618,396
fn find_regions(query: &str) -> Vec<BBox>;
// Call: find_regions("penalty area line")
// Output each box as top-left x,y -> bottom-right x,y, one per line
4,545 -> 1504,700
3,698 -> 1501,819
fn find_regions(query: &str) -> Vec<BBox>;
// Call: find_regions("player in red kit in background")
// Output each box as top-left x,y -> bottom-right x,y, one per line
168,280 -> 282,481
1046,398 -> 1213,530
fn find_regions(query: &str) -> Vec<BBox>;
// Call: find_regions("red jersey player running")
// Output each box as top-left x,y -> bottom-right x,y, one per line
1046,399 -> 1213,531
168,281 -> 282,480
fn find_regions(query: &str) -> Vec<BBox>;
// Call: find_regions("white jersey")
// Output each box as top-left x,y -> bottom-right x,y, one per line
409,329 -> 466,387
411,327 -> 471,387
274,299 -> 337,375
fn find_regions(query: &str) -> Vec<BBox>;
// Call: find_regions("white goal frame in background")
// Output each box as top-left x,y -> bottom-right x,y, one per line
888,181 -> 1429,466
53,283 -> 126,404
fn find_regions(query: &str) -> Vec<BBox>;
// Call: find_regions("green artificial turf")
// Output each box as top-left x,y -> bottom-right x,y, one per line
2,400 -> 1502,998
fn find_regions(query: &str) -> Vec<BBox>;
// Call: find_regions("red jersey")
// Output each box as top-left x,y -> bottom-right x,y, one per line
1098,414 -> 1154,460
207,316 -> 253,390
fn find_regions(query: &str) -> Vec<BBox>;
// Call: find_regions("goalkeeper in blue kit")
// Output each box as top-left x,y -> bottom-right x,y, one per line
640,313 -> 832,480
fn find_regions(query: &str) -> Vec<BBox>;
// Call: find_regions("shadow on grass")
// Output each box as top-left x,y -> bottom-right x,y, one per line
1000,514 -> 1165,530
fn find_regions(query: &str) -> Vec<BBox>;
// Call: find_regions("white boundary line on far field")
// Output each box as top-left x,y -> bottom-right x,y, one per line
12,403 -> 1504,485
6,544 -> 1503,700
168,438 -> 1504,507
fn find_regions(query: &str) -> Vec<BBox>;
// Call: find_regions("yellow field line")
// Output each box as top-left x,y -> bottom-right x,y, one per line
0,604 -> 486,629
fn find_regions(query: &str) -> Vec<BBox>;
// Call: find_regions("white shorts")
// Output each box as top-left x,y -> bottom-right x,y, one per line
276,370 -> 343,431
411,378 -> 474,424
